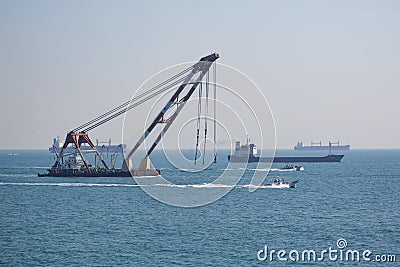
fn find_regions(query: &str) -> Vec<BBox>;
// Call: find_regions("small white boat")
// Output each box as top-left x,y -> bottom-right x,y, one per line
295,166 -> 304,171
281,164 -> 304,171
265,177 -> 298,188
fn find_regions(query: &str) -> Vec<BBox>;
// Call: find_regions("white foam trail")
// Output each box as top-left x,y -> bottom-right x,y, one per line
0,182 -> 140,187
0,166 -> 48,169
270,168 -> 295,172
143,183 -> 292,189
221,168 -> 287,172
0,174 -> 38,177
0,182 -> 293,189
152,183 -> 235,188
191,183 -> 234,188
177,168 -> 212,172
241,184 -> 285,189
132,175 -> 160,178
247,168 -> 270,171
153,183 -> 188,188
221,168 -> 246,171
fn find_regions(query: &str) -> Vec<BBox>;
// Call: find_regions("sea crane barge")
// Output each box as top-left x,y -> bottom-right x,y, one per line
39,53 -> 220,177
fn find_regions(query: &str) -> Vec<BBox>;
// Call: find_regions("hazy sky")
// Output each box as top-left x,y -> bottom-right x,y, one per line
0,0 -> 399,149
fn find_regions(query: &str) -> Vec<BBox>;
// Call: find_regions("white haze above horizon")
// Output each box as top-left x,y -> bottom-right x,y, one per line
0,0 -> 399,149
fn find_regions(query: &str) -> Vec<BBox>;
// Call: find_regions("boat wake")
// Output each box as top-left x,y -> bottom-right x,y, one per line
0,174 -> 39,177
221,168 -> 295,172
0,182 -> 296,189
247,168 -> 270,171
270,168 -> 297,172
0,182 -> 140,187
0,166 -> 48,169
221,168 -> 247,171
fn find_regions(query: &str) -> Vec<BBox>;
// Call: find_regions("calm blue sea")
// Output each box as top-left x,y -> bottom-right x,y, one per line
0,149 -> 399,266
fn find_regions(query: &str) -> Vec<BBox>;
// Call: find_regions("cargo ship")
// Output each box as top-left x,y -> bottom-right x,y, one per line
228,140 -> 344,163
294,141 -> 350,151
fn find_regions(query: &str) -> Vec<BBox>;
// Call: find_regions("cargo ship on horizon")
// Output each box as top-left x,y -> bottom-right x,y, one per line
228,140 -> 344,163
294,140 -> 350,151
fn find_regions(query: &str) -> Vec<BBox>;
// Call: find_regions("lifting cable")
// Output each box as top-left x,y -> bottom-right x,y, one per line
82,75 -> 189,132
193,62 -> 217,165
202,70 -> 209,165
194,81 -> 202,164
213,62 -> 217,163
73,65 -> 194,132
80,69 -> 192,132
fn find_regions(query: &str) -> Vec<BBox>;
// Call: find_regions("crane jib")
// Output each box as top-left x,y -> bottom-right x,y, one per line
126,53 -> 219,159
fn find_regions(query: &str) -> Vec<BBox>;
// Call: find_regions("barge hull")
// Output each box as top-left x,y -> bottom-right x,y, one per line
38,169 -> 160,177
294,145 -> 350,151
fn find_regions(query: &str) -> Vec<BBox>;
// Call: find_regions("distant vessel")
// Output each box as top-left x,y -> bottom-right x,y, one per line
49,136 -> 126,154
228,140 -> 344,163
265,177 -> 298,188
294,141 -> 350,151
280,164 -> 304,171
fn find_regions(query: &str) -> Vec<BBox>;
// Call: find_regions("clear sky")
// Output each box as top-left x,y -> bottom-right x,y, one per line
0,0 -> 399,149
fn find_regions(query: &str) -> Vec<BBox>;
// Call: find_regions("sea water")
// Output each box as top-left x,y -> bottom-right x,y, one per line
0,149 -> 399,266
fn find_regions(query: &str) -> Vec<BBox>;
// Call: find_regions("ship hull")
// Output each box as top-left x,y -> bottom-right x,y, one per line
228,154 -> 344,163
38,169 -> 160,177
294,145 -> 350,151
